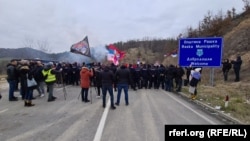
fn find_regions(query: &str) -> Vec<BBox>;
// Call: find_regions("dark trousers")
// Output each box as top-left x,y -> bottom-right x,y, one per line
234,69 -> 240,81
8,80 -> 16,100
223,71 -> 229,81
116,84 -> 129,105
102,85 -> 114,107
81,88 -> 89,101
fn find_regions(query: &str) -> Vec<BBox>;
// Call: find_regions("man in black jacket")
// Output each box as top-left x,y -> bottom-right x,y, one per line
231,55 -> 242,82
115,64 -> 133,106
6,59 -> 18,101
100,65 -> 116,109
222,59 -> 232,81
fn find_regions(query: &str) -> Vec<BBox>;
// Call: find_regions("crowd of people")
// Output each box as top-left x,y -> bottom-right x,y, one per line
4,54 -> 242,107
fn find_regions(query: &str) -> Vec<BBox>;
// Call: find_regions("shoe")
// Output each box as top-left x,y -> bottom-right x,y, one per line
103,105 -> 106,108
96,96 -> 101,99
85,100 -> 90,103
0,94 -> 2,100
189,94 -> 194,99
115,103 -> 119,106
40,94 -> 45,98
111,106 -> 116,110
52,96 -> 57,99
27,102 -> 35,107
24,101 -> 28,106
126,103 -> 129,106
48,99 -> 55,102
9,98 -> 18,101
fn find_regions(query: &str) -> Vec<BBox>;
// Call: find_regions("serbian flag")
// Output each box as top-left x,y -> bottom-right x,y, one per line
70,36 -> 91,57
107,49 -> 118,65
170,49 -> 178,58
108,44 -> 125,59
165,49 -> 178,58
107,44 -> 125,65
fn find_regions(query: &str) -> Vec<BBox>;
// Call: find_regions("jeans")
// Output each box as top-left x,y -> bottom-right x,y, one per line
7,80 -> 16,100
102,85 -> 114,107
25,88 -> 33,100
116,84 -> 129,105
165,78 -> 173,92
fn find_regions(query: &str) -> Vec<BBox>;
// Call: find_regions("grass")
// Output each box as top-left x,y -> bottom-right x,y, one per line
181,68 -> 250,124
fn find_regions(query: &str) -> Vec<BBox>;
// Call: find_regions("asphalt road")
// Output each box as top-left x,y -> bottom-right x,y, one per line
0,83 -> 228,141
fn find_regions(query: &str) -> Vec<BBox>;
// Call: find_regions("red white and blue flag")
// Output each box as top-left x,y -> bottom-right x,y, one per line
70,36 -> 91,57
107,44 -> 125,65
164,49 -> 178,58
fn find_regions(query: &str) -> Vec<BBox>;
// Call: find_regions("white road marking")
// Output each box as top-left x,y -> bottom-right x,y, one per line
162,90 -> 217,124
0,108 -> 8,114
93,97 -> 111,141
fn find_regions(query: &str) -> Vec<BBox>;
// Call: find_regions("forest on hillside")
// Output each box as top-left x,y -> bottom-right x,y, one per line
112,1 -> 250,64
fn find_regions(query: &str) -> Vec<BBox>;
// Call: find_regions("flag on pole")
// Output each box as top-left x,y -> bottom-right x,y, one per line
70,36 -> 91,57
107,49 -> 118,65
107,44 -> 125,65
108,44 -> 125,59
171,49 -> 178,58
165,49 -> 178,58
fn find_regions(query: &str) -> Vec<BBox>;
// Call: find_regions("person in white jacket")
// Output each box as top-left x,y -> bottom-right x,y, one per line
189,68 -> 201,100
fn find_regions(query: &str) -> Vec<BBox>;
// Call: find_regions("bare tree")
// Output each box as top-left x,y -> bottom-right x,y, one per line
22,37 -> 35,48
242,0 -> 250,11
37,39 -> 51,53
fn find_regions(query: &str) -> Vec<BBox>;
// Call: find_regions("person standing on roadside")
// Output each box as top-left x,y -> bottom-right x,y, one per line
231,54 -> 242,82
80,62 -> 94,103
6,59 -> 18,101
189,68 -> 201,100
100,65 -> 116,109
115,64 -> 133,106
222,59 -> 232,81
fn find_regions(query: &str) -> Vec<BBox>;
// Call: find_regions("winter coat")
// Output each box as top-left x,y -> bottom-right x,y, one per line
80,67 -> 93,88
115,65 -> 133,85
100,67 -> 115,86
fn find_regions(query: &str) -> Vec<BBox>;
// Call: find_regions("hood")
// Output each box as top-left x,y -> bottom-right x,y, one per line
81,67 -> 89,73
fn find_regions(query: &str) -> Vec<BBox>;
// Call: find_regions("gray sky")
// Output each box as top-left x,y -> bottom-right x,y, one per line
0,0 -> 245,53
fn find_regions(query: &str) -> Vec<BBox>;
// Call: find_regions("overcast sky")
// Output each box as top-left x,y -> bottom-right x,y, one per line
0,0 -> 245,53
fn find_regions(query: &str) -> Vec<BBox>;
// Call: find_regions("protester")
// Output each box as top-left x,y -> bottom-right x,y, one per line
6,59 -> 18,101
80,62 -> 94,103
115,64 -> 133,106
25,65 -> 36,107
33,61 -> 46,97
231,54 -> 242,82
222,59 -> 232,81
93,66 -> 102,98
42,62 -> 61,102
100,65 -> 116,109
175,65 -> 185,92
189,68 -> 201,100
